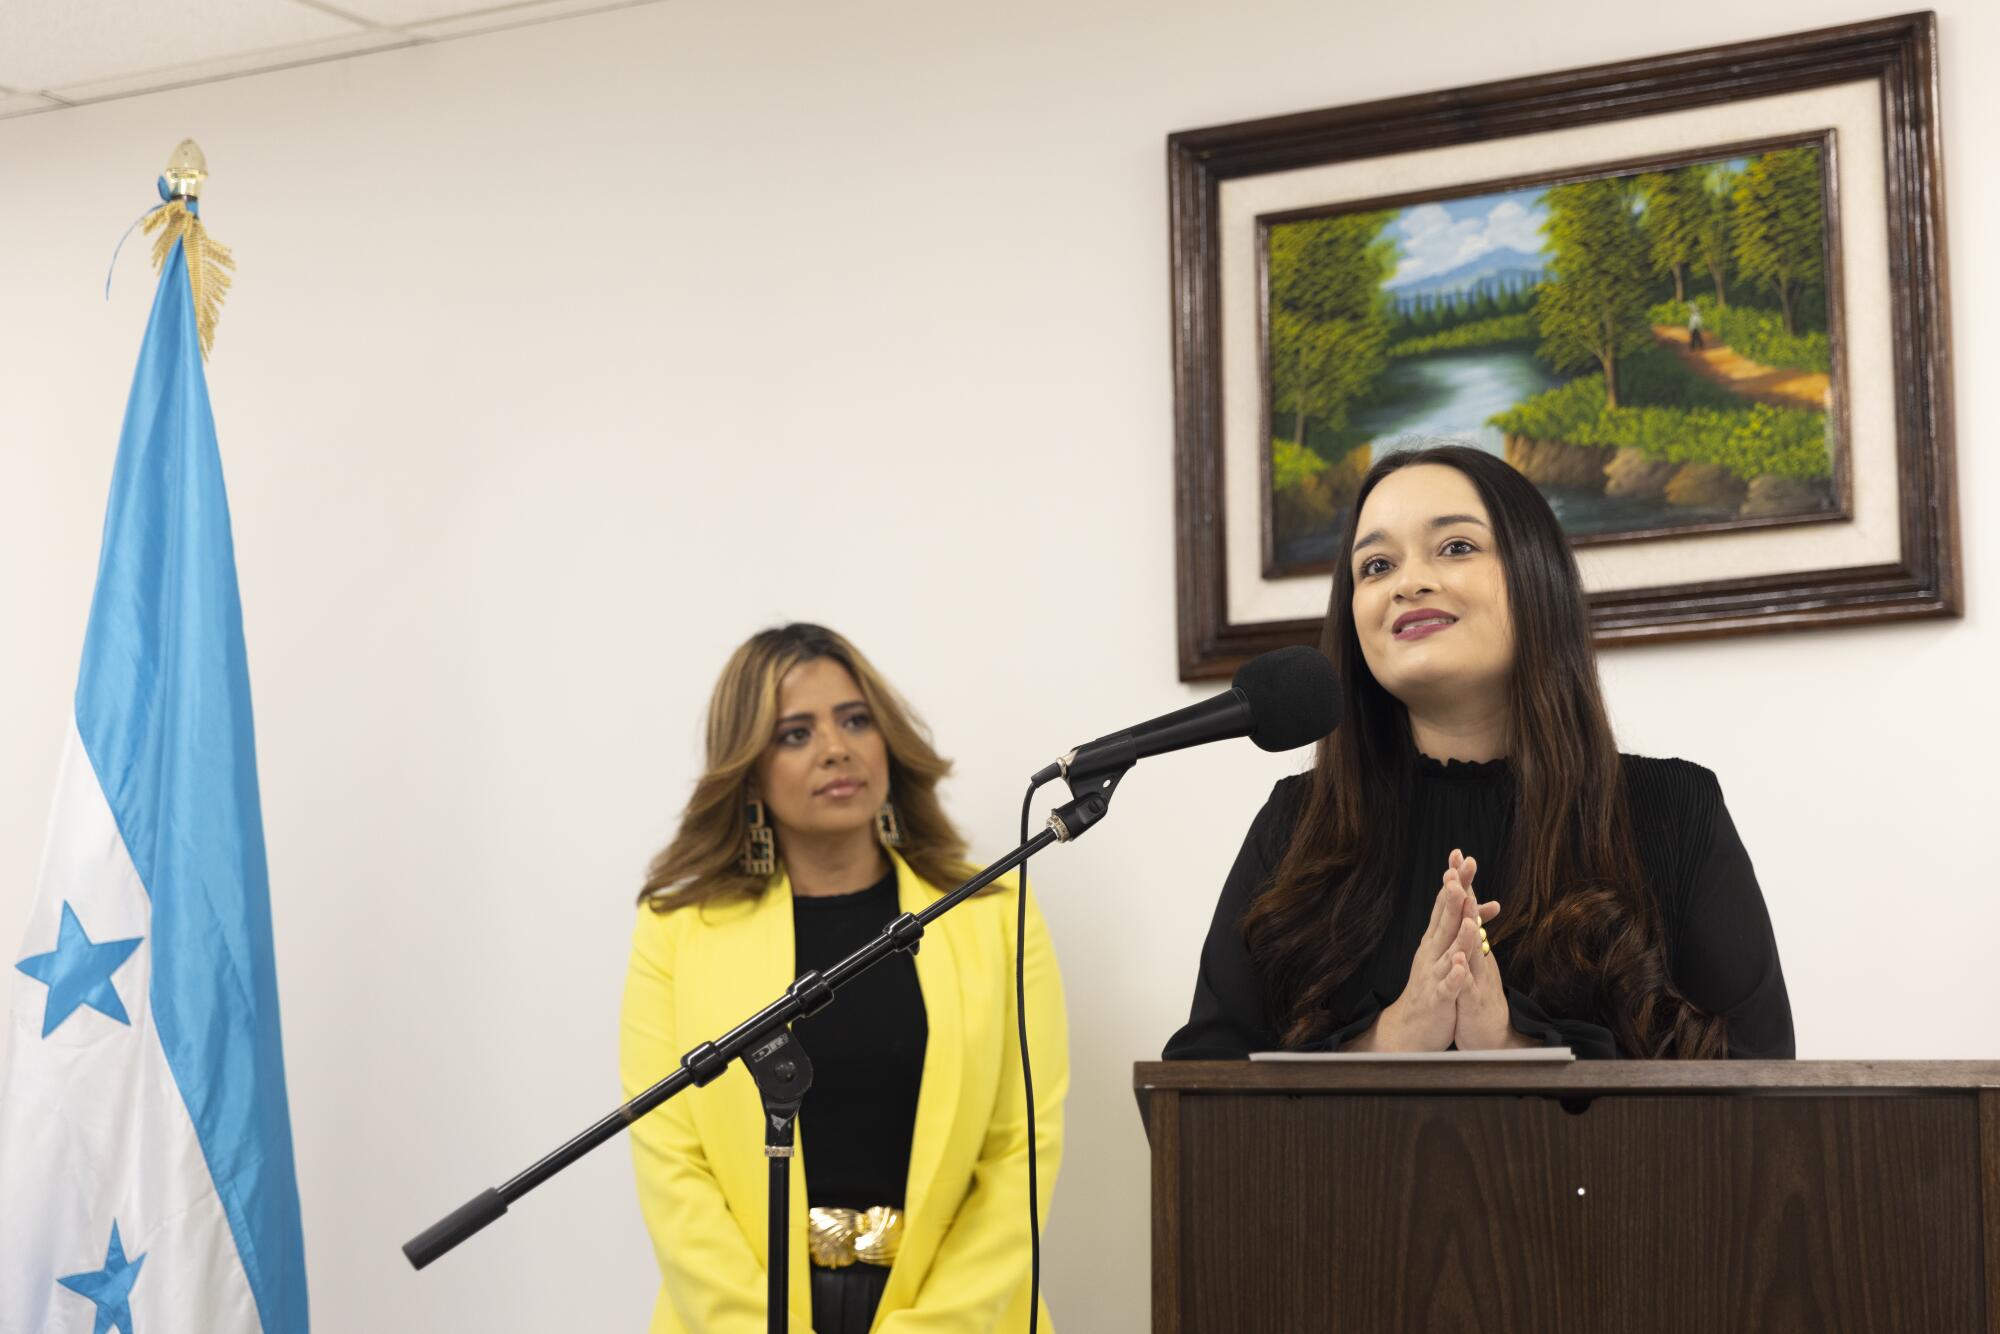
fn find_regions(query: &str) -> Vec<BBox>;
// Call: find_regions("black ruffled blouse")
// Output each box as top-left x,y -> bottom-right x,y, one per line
1163,754 -> 1794,1060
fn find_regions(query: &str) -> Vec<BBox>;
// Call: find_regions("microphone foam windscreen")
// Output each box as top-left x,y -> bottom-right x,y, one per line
1232,646 -> 1340,752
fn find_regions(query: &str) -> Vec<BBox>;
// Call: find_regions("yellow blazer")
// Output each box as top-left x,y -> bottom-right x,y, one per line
619,851 -> 1067,1333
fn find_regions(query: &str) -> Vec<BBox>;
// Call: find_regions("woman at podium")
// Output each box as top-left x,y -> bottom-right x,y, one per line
621,624 -> 1067,1332
1165,446 -> 1793,1062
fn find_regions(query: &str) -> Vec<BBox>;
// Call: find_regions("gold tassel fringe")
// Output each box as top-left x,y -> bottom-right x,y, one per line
144,200 -> 234,360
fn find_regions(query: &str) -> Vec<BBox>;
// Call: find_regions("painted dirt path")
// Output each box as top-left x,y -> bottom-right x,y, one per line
1650,324 -> 1830,410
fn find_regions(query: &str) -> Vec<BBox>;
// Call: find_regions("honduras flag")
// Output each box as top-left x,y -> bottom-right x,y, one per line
0,193 -> 309,1332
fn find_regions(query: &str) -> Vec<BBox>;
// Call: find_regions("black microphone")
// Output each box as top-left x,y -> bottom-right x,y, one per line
1031,646 -> 1340,787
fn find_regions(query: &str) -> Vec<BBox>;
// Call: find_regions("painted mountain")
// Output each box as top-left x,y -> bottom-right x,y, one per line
1385,245 -> 1549,311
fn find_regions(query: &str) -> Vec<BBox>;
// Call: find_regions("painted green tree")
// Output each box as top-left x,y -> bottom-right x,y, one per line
1535,178 -> 1653,408
1267,211 -> 1396,455
1694,162 -> 1737,308
1637,165 -> 1709,303
1733,147 -> 1824,334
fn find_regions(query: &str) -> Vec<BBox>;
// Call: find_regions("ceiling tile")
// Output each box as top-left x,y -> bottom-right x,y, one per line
316,0 -> 509,22
0,89 -> 64,120
0,0 -> 362,92
47,30 -> 411,104
404,0 -> 658,39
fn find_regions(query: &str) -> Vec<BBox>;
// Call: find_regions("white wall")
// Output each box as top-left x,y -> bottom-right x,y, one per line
1,1 -> 1993,1329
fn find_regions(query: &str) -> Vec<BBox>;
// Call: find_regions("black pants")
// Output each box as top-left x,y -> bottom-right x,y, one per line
810,1262 -> 890,1333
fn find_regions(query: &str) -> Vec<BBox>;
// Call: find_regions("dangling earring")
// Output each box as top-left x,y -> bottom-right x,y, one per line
742,798 -> 777,876
875,798 -> 903,848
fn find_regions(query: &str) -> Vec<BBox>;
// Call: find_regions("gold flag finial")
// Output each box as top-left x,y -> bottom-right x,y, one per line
164,139 -> 207,199
144,140 -> 233,358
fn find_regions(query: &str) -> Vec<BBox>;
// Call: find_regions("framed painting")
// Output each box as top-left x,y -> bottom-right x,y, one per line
1170,12 -> 1959,680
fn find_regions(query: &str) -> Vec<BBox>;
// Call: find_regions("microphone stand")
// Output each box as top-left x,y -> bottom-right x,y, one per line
402,765 -> 1129,1334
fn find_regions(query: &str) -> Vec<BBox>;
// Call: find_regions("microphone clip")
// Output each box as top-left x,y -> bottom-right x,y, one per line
1045,748 -> 1132,843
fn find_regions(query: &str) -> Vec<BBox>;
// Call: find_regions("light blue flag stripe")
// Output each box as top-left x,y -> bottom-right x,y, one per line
75,235 -> 310,1333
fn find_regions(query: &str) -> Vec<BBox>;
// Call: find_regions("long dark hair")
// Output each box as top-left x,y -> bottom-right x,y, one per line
1242,445 -> 1724,1057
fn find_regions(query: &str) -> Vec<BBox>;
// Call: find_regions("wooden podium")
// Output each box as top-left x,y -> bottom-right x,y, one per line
1134,1060 -> 2000,1333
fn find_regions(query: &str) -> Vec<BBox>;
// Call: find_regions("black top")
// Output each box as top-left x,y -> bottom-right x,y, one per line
792,864 -> 928,1209
1163,754 -> 1794,1060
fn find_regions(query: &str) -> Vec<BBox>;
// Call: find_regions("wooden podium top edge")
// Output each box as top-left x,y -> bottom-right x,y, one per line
1134,1059 -> 2000,1099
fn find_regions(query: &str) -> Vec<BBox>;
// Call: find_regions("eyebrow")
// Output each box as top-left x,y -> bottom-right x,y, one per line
1352,513 -> 1492,555
774,699 -> 869,727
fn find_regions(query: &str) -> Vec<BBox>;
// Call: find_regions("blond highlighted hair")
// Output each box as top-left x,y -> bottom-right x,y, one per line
640,624 -> 974,912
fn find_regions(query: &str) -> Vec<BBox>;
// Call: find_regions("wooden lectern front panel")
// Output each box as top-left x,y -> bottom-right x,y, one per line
1160,1091 -> 1984,1333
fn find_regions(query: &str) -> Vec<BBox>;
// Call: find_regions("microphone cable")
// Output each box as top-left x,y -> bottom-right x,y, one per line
1016,781 -> 1042,1334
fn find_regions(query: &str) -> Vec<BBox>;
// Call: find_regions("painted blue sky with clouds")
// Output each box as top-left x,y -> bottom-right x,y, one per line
1387,187 -> 1550,287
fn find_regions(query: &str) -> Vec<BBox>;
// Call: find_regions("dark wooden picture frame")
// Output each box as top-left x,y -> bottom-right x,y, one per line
1170,12 -> 1959,681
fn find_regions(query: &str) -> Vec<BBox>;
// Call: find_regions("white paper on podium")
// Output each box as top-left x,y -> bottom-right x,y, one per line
1248,1047 -> 1576,1063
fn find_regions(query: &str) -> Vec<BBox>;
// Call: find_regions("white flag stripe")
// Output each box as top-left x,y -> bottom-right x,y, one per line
0,722 -> 258,1333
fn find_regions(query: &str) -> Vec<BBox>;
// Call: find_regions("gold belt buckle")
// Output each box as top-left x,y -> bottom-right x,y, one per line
808,1205 -> 903,1268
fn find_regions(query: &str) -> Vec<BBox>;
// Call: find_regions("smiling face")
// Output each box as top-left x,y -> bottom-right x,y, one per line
1349,463 -> 1515,714
751,656 -> 890,849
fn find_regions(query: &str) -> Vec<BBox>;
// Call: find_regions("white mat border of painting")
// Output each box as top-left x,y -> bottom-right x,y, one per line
1220,78 -> 1893,624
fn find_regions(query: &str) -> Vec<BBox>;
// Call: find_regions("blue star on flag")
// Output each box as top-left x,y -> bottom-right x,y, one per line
58,1221 -> 147,1334
14,901 -> 143,1037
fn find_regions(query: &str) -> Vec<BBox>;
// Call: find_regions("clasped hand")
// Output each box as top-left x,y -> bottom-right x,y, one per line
1346,850 -> 1526,1052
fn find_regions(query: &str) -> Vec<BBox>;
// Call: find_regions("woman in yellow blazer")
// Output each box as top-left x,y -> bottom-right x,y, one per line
621,623 -> 1067,1333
